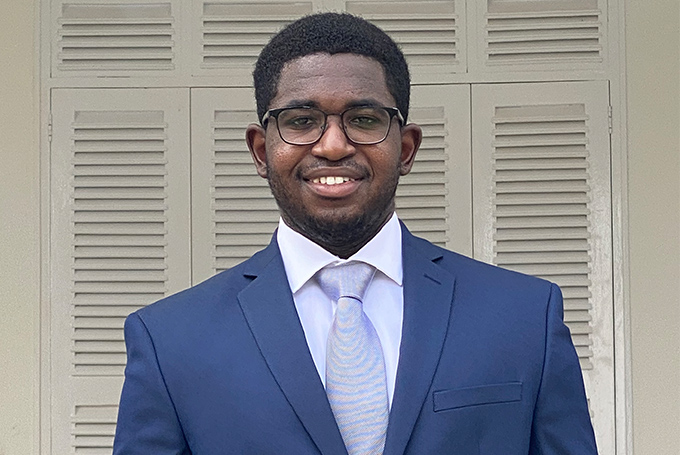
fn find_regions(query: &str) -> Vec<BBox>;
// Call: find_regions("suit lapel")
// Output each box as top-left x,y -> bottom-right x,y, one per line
383,227 -> 456,455
237,240 -> 348,455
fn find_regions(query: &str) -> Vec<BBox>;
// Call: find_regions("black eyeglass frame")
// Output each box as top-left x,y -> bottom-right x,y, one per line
261,106 -> 405,146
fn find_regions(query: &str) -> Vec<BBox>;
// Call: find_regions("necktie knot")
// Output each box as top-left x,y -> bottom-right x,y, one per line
316,261 -> 376,303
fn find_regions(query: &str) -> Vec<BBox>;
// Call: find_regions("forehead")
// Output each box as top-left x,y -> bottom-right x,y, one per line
270,53 -> 395,110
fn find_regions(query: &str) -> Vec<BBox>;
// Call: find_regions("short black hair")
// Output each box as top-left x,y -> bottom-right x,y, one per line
253,12 -> 411,123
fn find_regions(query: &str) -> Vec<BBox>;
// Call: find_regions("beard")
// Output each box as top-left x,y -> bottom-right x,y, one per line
265,161 -> 400,257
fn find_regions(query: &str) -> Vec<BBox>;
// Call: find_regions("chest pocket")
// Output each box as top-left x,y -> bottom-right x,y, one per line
433,382 -> 523,412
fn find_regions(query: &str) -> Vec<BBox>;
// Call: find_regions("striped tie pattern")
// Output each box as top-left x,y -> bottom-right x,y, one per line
317,262 -> 389,455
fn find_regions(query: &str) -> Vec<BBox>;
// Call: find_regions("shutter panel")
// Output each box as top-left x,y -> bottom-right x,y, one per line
191,0 -> 315,82
398,85 -> 472,255
50,88 -> 191,454
52,0 -> 181,77
472,81 -> 614,452
191,88 -> 277,284
344,0 -> 466,83
471,0 -> 606,73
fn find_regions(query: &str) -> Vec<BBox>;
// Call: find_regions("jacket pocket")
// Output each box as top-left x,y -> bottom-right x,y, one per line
433,382 -> 523,412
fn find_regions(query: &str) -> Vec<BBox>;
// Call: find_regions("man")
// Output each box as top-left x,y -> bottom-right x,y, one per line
113,12 -> 597,454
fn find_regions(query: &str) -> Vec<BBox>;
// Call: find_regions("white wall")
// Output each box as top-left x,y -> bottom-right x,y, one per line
626,0 -> 680,453
0,1 -> 39,454
0,0 -> 678,453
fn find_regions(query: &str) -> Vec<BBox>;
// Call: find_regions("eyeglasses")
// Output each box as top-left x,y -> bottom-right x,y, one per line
261,106 -> 404,146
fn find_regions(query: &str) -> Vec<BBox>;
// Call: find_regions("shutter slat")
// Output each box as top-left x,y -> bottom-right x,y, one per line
496,180 -> 590,192
398,208 -> 451,221
73,281 -> 167,294
214,188 -> 275,199
496,251 -> 590,264
495,227 -> 589,240
59,27 -> 172,36
74,270 -> 166,282
213,198 -> 278,210
488,30 -> 600,41
72,340 -> 127,352
505,263 -> 590,275
214,222 -> 279,235
495,205 -> 590,216
496,193 -> 590,204
494,156 -> 588,169
494,239 -> 590,252
395,195 -> 448,208
496,215 -> 589,228
214,211 -> 280,223
73,305 -> 146,317
73,332 -> 124,343
72,176 -> 167,187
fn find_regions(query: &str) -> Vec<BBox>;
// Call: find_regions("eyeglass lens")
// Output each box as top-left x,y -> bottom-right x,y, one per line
276,107 -> 393,145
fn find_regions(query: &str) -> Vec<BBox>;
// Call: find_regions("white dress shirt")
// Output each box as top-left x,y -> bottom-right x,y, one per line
277,213 -> 404,407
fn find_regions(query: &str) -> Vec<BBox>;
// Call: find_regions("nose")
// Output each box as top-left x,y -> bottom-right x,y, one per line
311,115 -> 356,161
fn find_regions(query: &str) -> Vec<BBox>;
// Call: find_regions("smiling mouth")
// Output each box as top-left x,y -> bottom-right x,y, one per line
310,176 -> 356,185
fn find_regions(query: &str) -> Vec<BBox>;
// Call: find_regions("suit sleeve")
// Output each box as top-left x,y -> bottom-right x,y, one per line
113,312 -> 191,455
529,283 -> 598,454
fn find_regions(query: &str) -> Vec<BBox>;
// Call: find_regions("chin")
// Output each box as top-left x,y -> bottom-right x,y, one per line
286,209 -> 389,252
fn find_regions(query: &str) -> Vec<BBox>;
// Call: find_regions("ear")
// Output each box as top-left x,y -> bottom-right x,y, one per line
246,123 -> 268,179
398,123 -> 423,176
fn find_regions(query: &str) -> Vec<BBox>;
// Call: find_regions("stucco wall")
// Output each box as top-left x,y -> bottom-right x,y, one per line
626,0 -> 680,453
0,1 -> 39,455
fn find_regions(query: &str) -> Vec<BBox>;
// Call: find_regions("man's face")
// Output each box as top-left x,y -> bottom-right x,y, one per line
246,53 -> 422,258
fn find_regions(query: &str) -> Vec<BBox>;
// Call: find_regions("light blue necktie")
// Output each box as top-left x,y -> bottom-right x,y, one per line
317,261 -> 389,455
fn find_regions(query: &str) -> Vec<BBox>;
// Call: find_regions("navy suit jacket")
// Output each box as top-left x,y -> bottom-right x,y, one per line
113,226 -> 597,454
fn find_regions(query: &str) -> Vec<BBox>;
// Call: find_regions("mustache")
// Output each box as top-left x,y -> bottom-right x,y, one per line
295,159 -> 371,179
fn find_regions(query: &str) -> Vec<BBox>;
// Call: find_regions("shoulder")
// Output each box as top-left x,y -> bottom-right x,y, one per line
133,243 -> 277,326
405,230 -> 554,302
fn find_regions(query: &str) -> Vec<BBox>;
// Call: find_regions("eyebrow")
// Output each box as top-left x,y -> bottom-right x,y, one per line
279,98 -> 388,110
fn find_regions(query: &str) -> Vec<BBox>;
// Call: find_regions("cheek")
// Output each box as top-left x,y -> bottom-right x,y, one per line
266,147 -> 305,177
371,144 -> 404,175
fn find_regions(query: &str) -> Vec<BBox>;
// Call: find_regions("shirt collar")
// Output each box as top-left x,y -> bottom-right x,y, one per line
277,213 -> 403,293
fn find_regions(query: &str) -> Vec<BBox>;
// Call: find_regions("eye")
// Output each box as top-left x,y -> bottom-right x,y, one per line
279,109 -> 322,130
345,109 -> 386,130
289,116 -> 315,127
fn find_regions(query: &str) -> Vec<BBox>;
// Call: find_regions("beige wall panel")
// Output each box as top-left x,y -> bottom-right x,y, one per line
0,0 -> 39,455
626,0 -> 680,453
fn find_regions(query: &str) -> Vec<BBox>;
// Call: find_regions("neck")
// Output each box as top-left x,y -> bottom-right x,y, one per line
282,211 -> 393,260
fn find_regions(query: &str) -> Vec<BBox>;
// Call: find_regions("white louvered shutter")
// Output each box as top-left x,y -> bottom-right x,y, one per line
191,0 -> 315,83
51,0 -> 182,77
191,88 -> 278,284
471,81 -> 614,453
470,0 -> 607,74
398,85 -> 472,255
344,0 -> 466,83
50,88 -> 191,454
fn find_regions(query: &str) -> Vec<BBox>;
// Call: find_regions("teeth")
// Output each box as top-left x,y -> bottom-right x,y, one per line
311,176 -> 353,185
